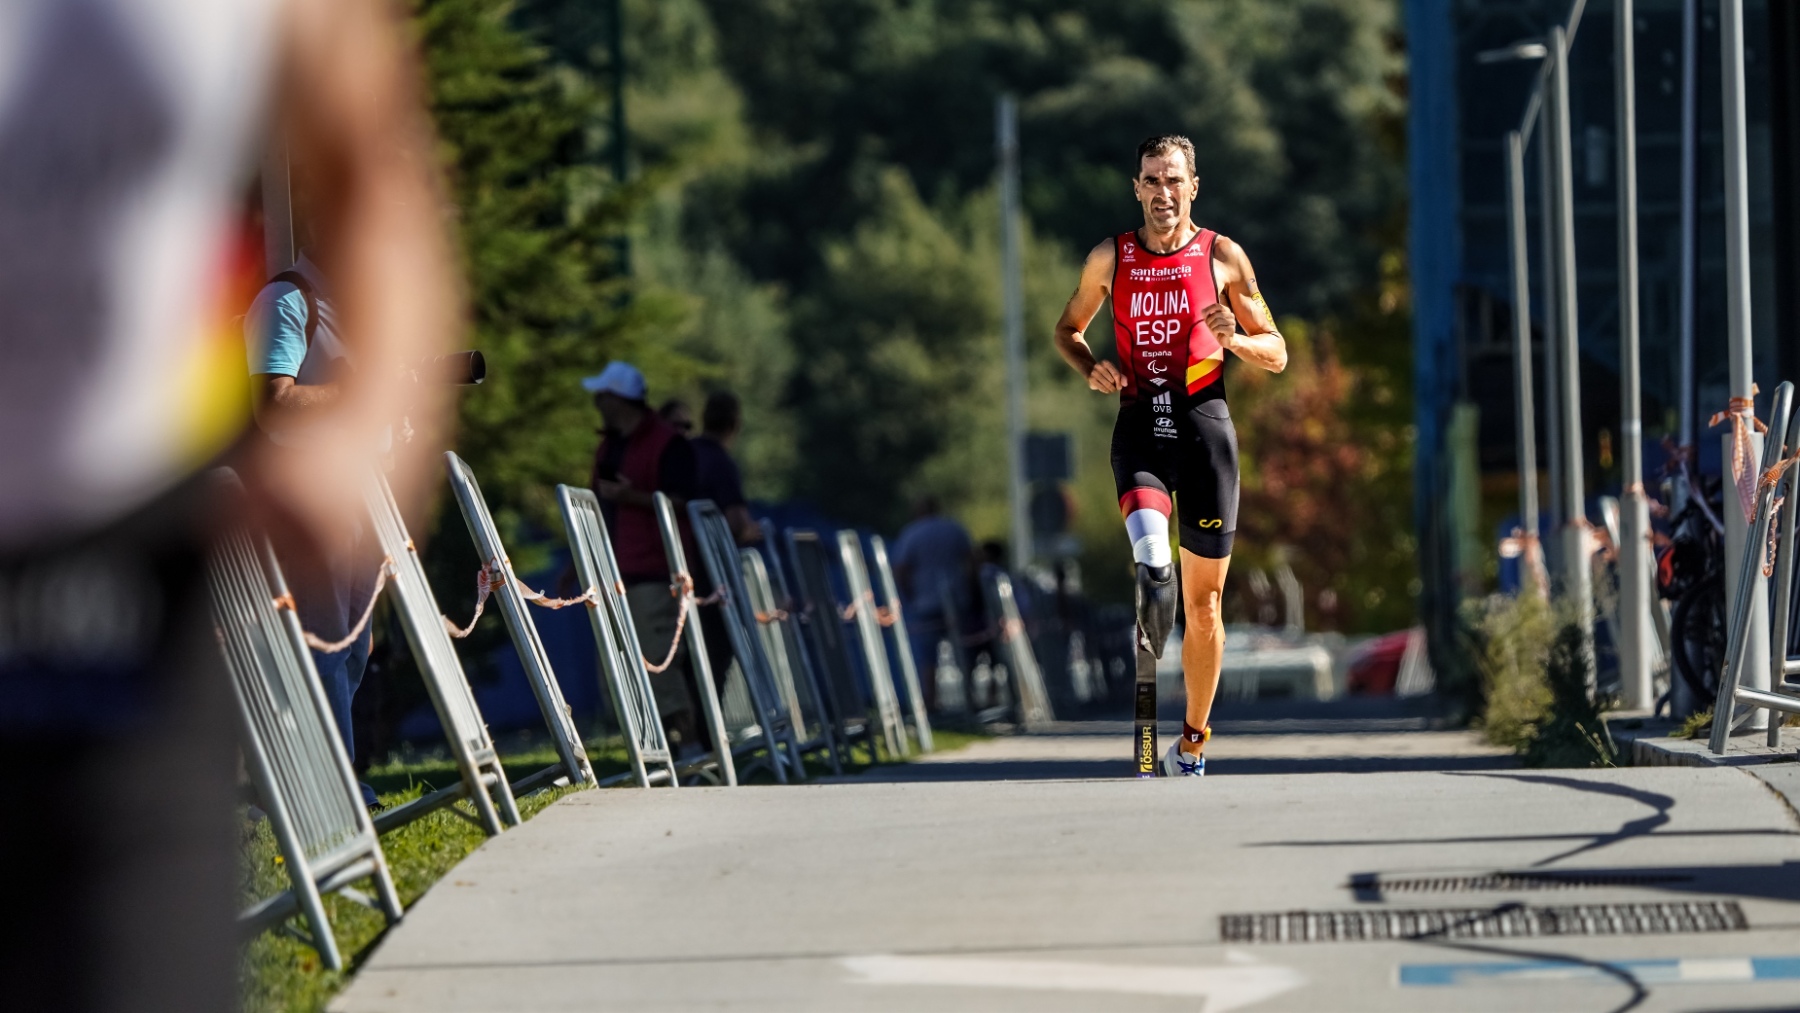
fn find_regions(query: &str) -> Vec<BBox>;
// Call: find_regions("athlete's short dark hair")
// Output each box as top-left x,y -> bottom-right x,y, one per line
1136,134 -> 1197,179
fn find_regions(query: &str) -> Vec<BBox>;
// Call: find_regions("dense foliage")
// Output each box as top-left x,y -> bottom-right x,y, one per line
427,0 -> 1416,629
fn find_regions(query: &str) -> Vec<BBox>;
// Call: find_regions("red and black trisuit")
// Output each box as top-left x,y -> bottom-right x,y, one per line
1109,227 -> 1240,559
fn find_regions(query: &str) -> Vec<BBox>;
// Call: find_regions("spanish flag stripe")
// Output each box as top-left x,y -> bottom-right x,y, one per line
1186,357 -> 1222,383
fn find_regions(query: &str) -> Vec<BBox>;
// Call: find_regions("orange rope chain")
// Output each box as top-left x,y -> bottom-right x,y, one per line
839,590 -> 900,626
286,556 -> 715,677
1709,387 -> 1767,523
1757,447 -> 1800,576
272,556 -> 397,655
642,575 -> 695,673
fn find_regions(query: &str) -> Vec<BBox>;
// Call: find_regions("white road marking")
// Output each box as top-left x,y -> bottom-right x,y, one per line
841,954 -> 1304,1010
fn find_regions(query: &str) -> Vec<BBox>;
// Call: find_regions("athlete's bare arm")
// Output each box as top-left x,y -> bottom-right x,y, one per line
1053,239 -> 1127,394
1202,236 -> 1287,373
242,0 -> 459,548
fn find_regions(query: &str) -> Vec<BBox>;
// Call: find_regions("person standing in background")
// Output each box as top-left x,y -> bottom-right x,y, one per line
659,397 -> 696,436
686,390 -> 759,689
691,391 -> 760,544
0,0 -> 459,1008
244,246 -> 382,807
891,496 -> 974,712
586,362 -> 709,753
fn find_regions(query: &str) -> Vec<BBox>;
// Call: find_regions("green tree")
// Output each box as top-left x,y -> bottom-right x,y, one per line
493,0 -> 1417,626
418,0 -> 669,536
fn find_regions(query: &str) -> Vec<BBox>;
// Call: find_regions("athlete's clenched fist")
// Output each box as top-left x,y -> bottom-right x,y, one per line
1202,301 -> 1237,349
1086,360 -> 1127,393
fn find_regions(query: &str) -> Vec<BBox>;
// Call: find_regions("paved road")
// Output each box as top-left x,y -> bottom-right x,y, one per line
334,707 -> 1800,1012
857,697 -> 1514,781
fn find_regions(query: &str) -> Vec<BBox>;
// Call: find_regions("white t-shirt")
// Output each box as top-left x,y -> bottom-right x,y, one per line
0,0 -> 280,546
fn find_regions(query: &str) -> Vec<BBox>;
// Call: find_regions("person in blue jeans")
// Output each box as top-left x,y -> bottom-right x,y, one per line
245,251 -> 383,808
890,496 -> 974,712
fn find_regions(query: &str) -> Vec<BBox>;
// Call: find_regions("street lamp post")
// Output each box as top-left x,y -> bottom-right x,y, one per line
1719,0 -> 1769,727
1506,130 -> 1546,596
1615,0 -> 1654,710
1538,81 -> 1564,545
1549,24 -> 1595,692
997,96 -> 1030,572
1480,36 -> 1553,598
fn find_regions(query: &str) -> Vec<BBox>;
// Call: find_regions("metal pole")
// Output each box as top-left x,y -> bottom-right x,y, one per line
997,96 -> 1029,572
608,0 -> 631,277
1720,0 -> 1769,726
1550,24 -> 1595,690
1507,130 -> 1546,597
1538,104 -> 1565,538
1678,0 -> 1699,452
262,138 -> 294,275
1615,0 -> 1653,710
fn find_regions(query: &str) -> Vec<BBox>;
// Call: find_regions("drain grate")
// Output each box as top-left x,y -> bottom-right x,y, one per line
1353,871 -> 1696,895
1221,901 -> 1747,943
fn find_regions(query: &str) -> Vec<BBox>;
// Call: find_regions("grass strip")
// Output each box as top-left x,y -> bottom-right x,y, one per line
240,727 -> 987,1011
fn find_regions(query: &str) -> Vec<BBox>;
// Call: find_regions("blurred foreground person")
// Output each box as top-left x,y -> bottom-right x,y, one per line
0,0 -> 458,1009
1051,135 -> 1286,777
891,496 -> 972,712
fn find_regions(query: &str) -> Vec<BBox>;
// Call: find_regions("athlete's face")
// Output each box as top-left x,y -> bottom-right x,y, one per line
1134,151 -> 1196,232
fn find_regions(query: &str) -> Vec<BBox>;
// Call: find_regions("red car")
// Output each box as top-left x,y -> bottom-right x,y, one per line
1345,629 -> 1412,695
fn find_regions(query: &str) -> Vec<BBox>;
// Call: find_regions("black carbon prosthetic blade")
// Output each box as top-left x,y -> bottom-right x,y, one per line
1134,625 -> 1158,776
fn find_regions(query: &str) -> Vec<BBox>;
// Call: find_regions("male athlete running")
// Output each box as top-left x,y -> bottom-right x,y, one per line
1052,135 -> 1287,777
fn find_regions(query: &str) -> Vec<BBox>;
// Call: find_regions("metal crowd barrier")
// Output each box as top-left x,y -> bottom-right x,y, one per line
445,453 -> 595,793
983,568 -> 1055,729
364,471 -> 519,835
689,500 -> 808,783
784,529 -> 882,766
741,542 -> 844,774
208,499 -> 402,970
1711,380 -> 1800,752
653,492 -> 740,784
836,530 -> 911,757
869,535 -> 934,752
557,485 -> 689,787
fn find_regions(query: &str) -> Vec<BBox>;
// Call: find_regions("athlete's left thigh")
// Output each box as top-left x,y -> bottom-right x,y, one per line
1174,399 -> 1239,558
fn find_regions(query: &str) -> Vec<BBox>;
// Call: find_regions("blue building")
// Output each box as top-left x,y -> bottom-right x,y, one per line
1407,0 -> 1800,652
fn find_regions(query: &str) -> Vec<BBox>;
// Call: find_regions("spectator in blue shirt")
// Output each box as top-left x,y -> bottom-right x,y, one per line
245,250 -> 381,807
890,496 -> 973,711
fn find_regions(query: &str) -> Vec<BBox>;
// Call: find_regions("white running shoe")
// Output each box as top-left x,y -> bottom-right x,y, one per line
1162,743 -> 1205,777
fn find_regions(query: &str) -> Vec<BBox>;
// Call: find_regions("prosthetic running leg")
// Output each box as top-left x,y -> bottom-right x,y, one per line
1133,562 -> 1179,776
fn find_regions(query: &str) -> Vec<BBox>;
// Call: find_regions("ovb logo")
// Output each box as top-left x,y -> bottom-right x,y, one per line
1151,391 -> 1177,439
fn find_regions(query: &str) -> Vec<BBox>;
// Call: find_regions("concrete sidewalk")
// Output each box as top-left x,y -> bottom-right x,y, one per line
333,709 -> 1800,1012
855,697 -> 1514,781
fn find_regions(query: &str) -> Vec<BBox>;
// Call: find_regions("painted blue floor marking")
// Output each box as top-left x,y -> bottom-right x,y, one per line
1399,956 -> 1800,987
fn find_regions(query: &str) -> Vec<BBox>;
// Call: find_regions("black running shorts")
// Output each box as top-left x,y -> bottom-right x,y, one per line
1110,393 -> 1240,559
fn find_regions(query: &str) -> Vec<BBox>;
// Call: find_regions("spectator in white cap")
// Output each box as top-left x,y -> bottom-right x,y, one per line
584,361 -> 712,752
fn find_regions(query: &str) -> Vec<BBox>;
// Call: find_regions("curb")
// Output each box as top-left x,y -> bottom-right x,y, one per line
1607,714 -> 1800,768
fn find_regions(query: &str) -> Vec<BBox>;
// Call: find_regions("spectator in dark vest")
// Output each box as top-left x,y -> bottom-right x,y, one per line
585,362 -> 709,751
